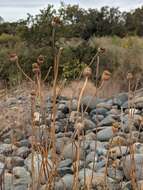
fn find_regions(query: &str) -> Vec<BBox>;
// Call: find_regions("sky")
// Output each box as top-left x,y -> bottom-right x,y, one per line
0,0 -> 143,22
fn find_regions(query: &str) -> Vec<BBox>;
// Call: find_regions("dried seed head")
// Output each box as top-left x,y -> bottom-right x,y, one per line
32,67 -> 40,74
59,47 -> 64,51
75,121 -> 84,131
32,63 -> 39,69
37,55 -> 44,65
9,53 -> 18,62
112,122 -> 120,133
51,16 -> 61,27
97,47 -> 106,54
101,70 -> 111,81
83,66 -> 92,78
32,63 -> 40,74
31,90 -> 36,96
127,72 -> 133,80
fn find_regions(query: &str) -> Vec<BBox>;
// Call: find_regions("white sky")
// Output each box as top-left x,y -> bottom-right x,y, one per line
0,0 -> 143,22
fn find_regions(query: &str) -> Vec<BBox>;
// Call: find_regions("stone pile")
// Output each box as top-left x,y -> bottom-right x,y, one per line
1,92 -> 143,189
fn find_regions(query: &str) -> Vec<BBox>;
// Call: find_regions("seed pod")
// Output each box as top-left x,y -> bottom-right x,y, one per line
37,55 -> 44,65
31,90 -> 36,96
127,72 -> 133,80
83,66 -> 92,78
101,70 -> 111,81
97,47 -> 106,54
32,63 -> 39,69
51,16 -> 61,27
32,67 -> 40,74
112,122 -> 120,133
9,53 -> 18,62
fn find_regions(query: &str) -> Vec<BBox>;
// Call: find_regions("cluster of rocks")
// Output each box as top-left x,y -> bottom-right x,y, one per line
1,91 -> 143,189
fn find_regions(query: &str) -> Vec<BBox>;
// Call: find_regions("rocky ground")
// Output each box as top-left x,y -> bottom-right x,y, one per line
1,87 -> 143,190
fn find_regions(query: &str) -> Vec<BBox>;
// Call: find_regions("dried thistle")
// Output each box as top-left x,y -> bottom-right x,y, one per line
112,122 -> 120,134
51,16 -> 61,27
10,53 -> 33,82
9,53 -> 18,62
82,66 -> 92,78
31,90 -> 36,97
127,72 -> 133,80
101,70 -> 111,81
37,55 -> 44,65
32,63 -> 40,74
97,47 -> 106,54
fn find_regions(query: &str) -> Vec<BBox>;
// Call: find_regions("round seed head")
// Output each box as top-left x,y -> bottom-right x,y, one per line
9,53 -> 18,62
32,63 -> 39,69
31,90 -> 36,96
112,122 -> 120,134
51,16 -> 61,27
32,63 -> 40,74
97,47 -> 106,54
37,55 -> 44,65
127,72 -> 133,80
32,67 -> 40,74
83,66 -> 92,78
101,70 -> 111,81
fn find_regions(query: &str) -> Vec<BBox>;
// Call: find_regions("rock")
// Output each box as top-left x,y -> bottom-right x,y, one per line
14,185 -> 28,190
99,115 -> 115,126
13,156 -> 25,167
121,114 -> 141,132
24,152 -> 53,184
57,167 -> 73,177
89,141 -> 107,155
86,151 -> 97,164
81,96 -> 103,111
58,159 -> 72,168
56,137 -> 70,154
14,129 -> 25,141
83,119 -> 96,130
13,167 -> 31,185
16,139 -> 30,148
85,132 -> 96,140
139,132 -> 143,143
80,172 -> 119,189
58,104 -> 69,114
4,172 -> 13,190
16,146 -> 31,158
5,156 -> 24,170
92,114 -> 105,123
0,143 -> 17,155
55,174 -> 74,190
97,127 -> 113,141
137,180 -> 143,190
96,102 -> 113,110
109,146 -> 128,158
3,138 -> 11,144
123,154 -> 143,180
133,97 -> 143,108
113,93 -> 128,107
133,143 -> 143,154
107,167 -> 124,181
70,99 -> 78,111
56,111 -> 65,120
63,142 -> 84,161
0,162 -> 5,177
90,108 -> 108,117
88,160 -> 106,171
79,168 -> 96,181
108,107 -> 120,115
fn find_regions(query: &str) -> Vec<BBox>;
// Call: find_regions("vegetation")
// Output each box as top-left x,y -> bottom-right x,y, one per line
0,3 -> 143,88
